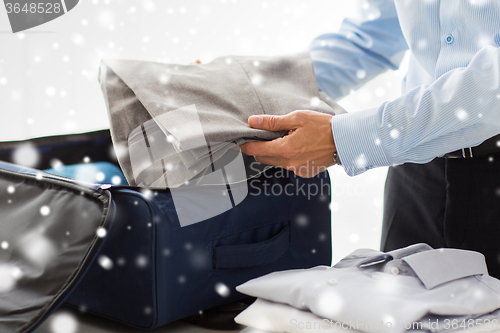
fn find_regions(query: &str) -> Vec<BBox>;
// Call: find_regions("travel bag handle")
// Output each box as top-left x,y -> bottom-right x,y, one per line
212,224 -> 290,269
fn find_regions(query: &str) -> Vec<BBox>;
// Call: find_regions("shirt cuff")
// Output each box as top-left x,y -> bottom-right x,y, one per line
331,108 -> 391,176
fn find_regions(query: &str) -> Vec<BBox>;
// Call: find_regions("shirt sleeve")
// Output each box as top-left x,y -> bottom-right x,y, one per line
312,1 -> 500,176
331,45 -> 500,176
309,0 -> 409,100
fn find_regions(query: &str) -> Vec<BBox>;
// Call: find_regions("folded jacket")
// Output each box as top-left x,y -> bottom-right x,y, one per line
236,244 -> 500,333
98,52 -> 346,188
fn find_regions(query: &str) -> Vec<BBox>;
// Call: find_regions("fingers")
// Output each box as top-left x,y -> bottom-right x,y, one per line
241,110 -> 336,178
241,144 -> 331,178
253,155 -> 286,167
239,143 -> 250,155
248,111 -> 305,132
240,137 -> 290,157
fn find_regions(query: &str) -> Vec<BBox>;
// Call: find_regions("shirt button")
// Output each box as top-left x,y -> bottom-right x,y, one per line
445,35 -> 454,44
390,266 -> 400,275
327,278 -> 338,286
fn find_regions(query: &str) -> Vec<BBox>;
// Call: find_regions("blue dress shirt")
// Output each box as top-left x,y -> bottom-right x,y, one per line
310,0 -> 500,176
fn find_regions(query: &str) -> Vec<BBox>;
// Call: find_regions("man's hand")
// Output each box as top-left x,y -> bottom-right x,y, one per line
240,110 -> 337,178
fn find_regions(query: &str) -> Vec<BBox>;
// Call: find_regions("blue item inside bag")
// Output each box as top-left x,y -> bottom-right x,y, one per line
44,162 -> 128,185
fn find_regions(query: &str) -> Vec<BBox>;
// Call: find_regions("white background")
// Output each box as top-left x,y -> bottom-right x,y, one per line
0,0 -> 409,263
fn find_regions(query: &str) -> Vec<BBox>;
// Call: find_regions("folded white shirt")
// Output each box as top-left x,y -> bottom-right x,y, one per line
236,299 -> 500,333
236,244 -> 500,333
236,298 -> 358,333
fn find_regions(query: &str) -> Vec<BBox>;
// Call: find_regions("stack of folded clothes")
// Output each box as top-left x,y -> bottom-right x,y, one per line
235,244 -> 500,333
98,52 -> 346,188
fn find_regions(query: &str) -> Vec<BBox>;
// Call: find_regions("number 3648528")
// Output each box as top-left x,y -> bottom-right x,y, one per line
5,2 -> 62,14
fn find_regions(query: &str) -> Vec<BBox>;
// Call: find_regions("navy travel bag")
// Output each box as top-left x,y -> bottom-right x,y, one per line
0,130 -> 332,331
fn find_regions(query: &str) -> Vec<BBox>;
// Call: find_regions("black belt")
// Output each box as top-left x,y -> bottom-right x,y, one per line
444,134 -> 500,158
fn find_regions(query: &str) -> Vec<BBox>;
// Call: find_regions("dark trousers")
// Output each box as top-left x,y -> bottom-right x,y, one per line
381,153 -> 500,279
